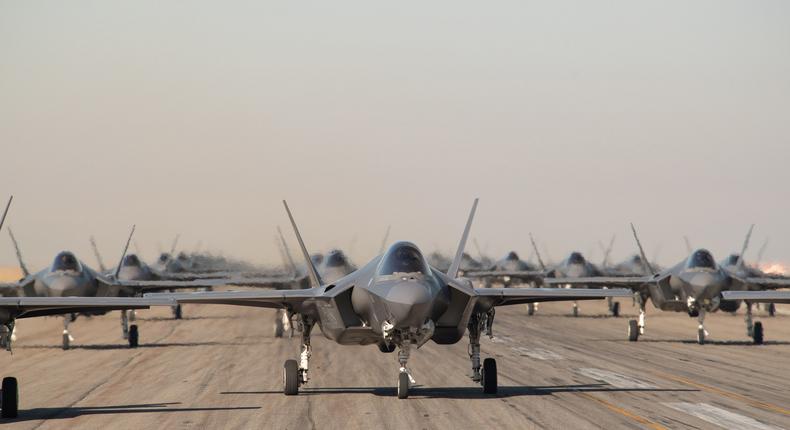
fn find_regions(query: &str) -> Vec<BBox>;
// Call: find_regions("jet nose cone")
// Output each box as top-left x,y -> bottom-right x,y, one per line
680,271 -> 724,299
46,276 -> 81,296
566,265 -> 587,278
383,280 -> 434,328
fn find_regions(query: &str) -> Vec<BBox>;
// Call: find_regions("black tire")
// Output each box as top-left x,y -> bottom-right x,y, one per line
128,325 -> 139,348
768,304 -> 776,317
173,305 -> 183,320
572,306 -> 579,317
377,342 -> 396,353
482,358 -> 497,394
1,376 -> 19,418
62,333 -> 70,351
526,303 -> 535,316
274,318 -> 284,338
397,372 -> 409,399
611,302 -> 620,318
627,320 -> 639,342
753,321 -> 764,345
697,328 -> 705,345
283,360 -> 299,395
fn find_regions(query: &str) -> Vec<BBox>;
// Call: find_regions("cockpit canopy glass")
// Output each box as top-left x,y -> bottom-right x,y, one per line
568,252 -> 585,265
123,254 -> 141,267
158,253 -> 170,263
379,242 -> 430,276
725,254 -> 740,266
52,252 -> 82,272
505,251 -> 519,261
687,250 -> 716,269
325,250 -> 347,267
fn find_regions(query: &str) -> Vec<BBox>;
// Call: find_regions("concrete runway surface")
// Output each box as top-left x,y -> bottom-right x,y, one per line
1,298 -> 789,429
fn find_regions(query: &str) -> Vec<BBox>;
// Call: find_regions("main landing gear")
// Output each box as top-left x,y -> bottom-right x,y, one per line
120,310 -> 140,348
744,302 -> 764,345
283,317 -> 313,396
467,311 -> 497,396
627,296 -> 646,342
1,376 -> 18,418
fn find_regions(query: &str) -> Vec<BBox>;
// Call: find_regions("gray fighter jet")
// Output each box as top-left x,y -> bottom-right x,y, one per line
148,200 -> 631,398
543,224 -> 790,345
0,196 -> 182,418
1,224 -> 286,349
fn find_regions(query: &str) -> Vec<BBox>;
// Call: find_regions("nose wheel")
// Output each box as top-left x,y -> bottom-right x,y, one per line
172,304 -> 183,320
128,325 -> 139,348
1,376 -> 18,418
397,372 -> 410,399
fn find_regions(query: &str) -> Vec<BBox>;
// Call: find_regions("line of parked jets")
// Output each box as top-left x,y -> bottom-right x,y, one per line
0,195 -> 788,418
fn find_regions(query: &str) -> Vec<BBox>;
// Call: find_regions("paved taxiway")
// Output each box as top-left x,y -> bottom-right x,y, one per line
1,298 -> 789,429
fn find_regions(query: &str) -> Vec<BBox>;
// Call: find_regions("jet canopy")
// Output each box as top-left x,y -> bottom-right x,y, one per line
123,254 -> 142,267
51,251 -> 83,272
724,254 -> 741,266
378,242 -> 430,276
505,251 -> 519,261
567,252 -> 586,265
687,249 -> 716,269
325,249 -> 347,268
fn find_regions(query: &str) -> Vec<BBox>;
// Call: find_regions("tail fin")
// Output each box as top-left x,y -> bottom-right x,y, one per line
599,234 -> 615,267
630,223 -> 656,276
169,234 -> 181,256
755,238 -> 769,266
113,225 -> 136,279
683,236 -> 692,254
447,199 -> 478,278
0,196 -> 12,234
277,225 -> 298,277
283,201 -> 323,288
378,225 -> 391,255
529,233 -> 546,271
7,228 -> 29,277
90,236 -> 108,272
736,224 -> 754,267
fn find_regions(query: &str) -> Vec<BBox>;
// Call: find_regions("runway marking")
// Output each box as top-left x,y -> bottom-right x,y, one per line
652,371 -> 790,416
664,403 -> 782,430
577,368 -> 656,389
577,392 -> 667,430
511,346 -> 563,360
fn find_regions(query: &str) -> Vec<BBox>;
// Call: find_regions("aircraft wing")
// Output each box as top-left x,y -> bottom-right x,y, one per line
144,288 -> 324,310
722,290 -> 790,303
0,296 -> 174,319
464,270 -> 546,281
542,276 -> 651,289
741,277 -> 790,290
115,276 -> 301,293
475,287 -> 633,307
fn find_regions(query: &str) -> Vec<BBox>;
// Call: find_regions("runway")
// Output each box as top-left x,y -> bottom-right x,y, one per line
1,298 -> 789,429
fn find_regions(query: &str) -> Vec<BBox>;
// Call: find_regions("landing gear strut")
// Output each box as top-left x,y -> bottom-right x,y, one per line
283,316 -> 313,396
572,301 -> 579,317
62,315 -> 75,350
627,296 -> 646,342
467,312 -> 497,395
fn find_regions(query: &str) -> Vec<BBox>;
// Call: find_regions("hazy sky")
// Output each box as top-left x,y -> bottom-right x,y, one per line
1,1 -> 789,270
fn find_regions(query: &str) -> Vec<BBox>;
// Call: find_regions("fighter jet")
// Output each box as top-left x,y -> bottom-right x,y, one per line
464,251 -> 542,313
0,196 -> 182,418
148,199 -> 631,399
2,225 -> 288,349
543,224 -> 790,345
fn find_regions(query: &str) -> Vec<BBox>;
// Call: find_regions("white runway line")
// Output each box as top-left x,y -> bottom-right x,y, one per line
511,346 -> 563,360
577,368 -> 657,389
664,403 -> 783,430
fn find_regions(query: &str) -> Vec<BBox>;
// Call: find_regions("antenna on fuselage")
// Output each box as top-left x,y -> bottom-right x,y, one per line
630,223 -> 656,276
447,198 -> 478,279
114,225 -> 136,279
283,201 -> 323,288
683,236 -> 693,254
